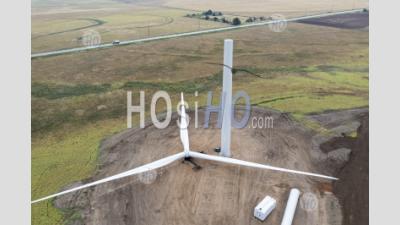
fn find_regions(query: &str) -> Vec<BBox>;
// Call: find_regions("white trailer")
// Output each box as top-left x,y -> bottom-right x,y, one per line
254,196 -> 277,221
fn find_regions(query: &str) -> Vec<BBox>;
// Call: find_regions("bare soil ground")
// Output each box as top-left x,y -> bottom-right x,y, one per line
298,11 -> 369,29
54,107 -> 368,225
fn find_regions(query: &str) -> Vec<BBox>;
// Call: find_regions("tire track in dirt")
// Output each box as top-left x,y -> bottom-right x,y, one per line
32,18 -> 106,40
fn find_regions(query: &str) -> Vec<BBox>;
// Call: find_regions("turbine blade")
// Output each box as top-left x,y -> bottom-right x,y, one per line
179,92 -> 190,155
189,151 -> 337,180
32,152 -> 185,204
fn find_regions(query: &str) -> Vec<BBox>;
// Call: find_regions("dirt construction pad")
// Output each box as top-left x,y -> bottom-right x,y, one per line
55,107 -> 368,225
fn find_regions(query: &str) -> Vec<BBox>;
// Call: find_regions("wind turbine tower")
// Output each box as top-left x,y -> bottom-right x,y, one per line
221,39 -> 233,157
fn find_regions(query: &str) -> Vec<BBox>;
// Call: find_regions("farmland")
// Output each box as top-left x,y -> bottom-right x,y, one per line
32,0 -> 368,52
32,3 -> 226,52
164,0 -> 368,14
31,1 -> 368,224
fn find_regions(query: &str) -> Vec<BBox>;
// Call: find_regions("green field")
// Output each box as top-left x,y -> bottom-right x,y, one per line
32,2 -> 368,223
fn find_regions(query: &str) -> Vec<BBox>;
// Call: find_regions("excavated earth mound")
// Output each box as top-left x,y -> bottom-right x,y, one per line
55,107 -> 368,225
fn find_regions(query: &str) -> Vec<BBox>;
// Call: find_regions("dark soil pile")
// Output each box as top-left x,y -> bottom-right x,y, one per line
324,113 -> 369,225
298,11 -> 369,29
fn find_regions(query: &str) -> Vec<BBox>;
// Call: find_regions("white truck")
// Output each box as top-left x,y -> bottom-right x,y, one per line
254,195 -> 277,221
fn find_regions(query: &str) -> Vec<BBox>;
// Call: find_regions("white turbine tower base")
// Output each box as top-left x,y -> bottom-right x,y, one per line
281,188 -> 301,225
221,39 -> 233,157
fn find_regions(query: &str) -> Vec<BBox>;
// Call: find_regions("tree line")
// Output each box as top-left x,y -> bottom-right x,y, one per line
186,9 -> 271,26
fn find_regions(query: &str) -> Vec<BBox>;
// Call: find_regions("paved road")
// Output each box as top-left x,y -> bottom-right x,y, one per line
31,9 -> 364,58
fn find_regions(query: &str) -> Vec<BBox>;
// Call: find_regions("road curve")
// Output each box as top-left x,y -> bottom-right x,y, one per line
31,9 -> 364,58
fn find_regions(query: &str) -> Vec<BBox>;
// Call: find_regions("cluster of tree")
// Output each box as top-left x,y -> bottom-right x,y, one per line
245,16 -> 268,23
184,11 -> 243,26
205,16 -> 241,26
232,17 -> 241,25
202,9 -> 223,16
185,9 -> 223,18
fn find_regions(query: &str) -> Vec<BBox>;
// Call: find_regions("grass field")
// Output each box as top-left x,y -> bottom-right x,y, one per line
164,0 -> 368,14
32,1 -> 368,224
32,118 -> 126,224
32,0 -> 369,52
32,4 -> 228,52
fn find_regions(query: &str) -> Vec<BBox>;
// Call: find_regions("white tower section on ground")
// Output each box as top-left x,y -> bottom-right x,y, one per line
221,39 -> 233,157
281,188 -> 301,225
179,93 -> 190,158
